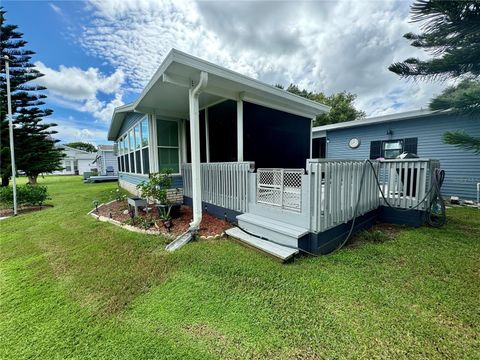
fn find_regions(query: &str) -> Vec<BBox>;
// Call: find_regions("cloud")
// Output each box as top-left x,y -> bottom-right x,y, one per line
49,3 -> 63,16
79,0 -> 447,116
50,116 -> 108,145
34,61 -> 125,123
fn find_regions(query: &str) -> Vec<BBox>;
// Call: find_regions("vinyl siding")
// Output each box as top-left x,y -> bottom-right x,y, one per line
98,150 -> 118,175
119,173 -> 183,189
325,114 -> 480,200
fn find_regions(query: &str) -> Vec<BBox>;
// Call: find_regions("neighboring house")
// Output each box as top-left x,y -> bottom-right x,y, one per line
107,49 -> 445,259
312,109 -> 480,200
94,145 -> 118,175
53,144 -> 97,175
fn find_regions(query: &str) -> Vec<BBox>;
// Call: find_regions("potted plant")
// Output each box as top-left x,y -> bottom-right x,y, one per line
136,168 -> 181,219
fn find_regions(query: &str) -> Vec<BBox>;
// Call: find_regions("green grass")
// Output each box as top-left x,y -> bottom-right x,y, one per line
1,176 -> 479,359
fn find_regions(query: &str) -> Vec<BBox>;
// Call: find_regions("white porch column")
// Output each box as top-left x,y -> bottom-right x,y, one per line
237,99 -> 244,161
181,119 -> 188,164
205,108 -> 210,163
188,72 -> 208,231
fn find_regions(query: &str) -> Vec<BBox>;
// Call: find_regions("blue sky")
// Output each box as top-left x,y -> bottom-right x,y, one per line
4,0 -> 446,146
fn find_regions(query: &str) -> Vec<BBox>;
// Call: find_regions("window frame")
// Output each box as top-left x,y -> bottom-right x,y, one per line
156,118 -> 181,175
117,115 -> 151,176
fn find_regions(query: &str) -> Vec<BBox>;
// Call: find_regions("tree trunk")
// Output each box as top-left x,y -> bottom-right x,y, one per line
27,175 -> 38,185
1,176 -> 9,187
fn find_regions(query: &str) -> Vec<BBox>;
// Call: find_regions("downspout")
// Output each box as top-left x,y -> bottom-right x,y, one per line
188,71 -> 208,231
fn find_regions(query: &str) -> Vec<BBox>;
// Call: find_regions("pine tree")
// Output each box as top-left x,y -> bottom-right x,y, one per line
389,0 -> 480,153
1,8 -> 64,185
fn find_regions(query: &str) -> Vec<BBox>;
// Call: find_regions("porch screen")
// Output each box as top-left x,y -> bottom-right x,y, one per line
157,119 -> 179,173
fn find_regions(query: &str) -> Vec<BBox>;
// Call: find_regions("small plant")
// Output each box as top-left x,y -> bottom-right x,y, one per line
136,168 -> 173,205
111,187 -> 127,202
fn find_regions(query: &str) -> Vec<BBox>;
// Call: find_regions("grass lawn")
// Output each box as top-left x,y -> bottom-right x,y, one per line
1,176 -> 479,359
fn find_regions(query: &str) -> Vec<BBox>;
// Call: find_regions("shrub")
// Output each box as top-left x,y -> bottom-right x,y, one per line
0,184 -> 50,208
137,168 -> 173,205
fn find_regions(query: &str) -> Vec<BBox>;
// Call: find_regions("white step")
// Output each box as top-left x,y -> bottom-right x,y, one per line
236,213 -> 309,248
226,227 -> 298,262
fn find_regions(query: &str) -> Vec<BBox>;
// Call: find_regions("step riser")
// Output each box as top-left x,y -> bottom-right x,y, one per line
237,220 -> 299,248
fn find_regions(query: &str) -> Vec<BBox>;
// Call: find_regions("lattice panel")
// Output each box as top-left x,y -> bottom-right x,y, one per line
257,169 -> 303,212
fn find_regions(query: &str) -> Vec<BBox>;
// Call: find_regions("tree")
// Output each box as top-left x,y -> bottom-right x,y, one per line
276,84 -> 366,127
65,142 -> 97,153
1,8 -> 64,185
389,0 -> 480,153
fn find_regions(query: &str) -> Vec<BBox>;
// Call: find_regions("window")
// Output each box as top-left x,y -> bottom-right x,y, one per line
157,119 -> 179,173
370,138 -> 417,159
383,140 -> 403,159
140,119 -> 149,174
117,117 -> 150,175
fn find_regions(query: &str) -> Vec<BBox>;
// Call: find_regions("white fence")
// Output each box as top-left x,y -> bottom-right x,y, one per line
308,159 -> 439,233
182,162 -> 252,213
256,169 -> 304,212
376,159 -> 439,210
308,160 -> 380,232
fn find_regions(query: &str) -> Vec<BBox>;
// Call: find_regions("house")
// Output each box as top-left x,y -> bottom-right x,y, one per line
312,109 -> 480,200
53,144 -> 97,175
94,145 -> 118,176
108,49 -> 443,260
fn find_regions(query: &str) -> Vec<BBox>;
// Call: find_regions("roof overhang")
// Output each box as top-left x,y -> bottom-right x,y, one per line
312,109 -> 450,135
108,49 -> 330,141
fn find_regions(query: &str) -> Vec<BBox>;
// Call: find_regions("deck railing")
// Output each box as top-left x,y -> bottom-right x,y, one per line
256,168 -> 304,212
307,159 -> 439,233
182,162 -> 253,213
308,160 -> 380,233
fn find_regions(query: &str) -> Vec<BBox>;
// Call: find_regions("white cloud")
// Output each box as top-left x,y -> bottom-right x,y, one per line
78,0 -> 447,117
50,116 -> 109,145
34,61 -> 125,123
49,3 -> 63,16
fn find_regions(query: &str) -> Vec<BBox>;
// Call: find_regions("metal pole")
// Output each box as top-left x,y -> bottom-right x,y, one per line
4,55 -> 17,215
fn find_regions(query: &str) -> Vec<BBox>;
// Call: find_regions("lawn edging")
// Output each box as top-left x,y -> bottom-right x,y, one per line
87,200 -> 226,239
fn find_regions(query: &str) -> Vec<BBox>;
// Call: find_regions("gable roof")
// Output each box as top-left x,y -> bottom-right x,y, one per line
108,49 -> 330,140
312,109 -> 449,136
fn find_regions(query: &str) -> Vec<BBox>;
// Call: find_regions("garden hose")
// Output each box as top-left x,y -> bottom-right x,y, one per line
238,159 -> 446,258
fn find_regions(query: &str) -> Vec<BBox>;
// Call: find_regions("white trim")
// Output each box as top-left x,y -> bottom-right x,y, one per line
205,108 -> 210,163
237,100 -> 244,161
156,117 -> 182,176
312,109 -> 448,134
181,119 -> 188,164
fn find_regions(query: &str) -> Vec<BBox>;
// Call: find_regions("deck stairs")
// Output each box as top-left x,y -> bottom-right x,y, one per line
225,227 -> 299,262
227,209 -> 309,261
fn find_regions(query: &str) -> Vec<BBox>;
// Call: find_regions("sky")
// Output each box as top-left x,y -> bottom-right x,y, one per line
3,0 -> 447,145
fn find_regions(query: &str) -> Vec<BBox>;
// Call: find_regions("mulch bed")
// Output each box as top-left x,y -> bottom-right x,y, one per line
0,204 -> 53,218
95,200 -> 232,238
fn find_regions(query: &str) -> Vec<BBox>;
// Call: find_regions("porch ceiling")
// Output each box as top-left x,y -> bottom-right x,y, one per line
108,49 -> 330,140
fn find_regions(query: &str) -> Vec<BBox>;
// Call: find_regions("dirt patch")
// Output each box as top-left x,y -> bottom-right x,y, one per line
348,222 -> 403,248
0,204 -> 53,217
95,200 -> 232,238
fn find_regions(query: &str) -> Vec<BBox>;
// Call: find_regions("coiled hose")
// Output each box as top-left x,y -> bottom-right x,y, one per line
239,160 -> 446,257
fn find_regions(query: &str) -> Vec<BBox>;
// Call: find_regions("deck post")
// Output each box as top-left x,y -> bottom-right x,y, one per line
205,108 -> 210,163
237,99 -> 244,161
188,72 -> 208,231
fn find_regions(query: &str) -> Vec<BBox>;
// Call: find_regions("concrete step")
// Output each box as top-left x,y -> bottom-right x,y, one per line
225,227 -> 298,262
237,213 -> 309,248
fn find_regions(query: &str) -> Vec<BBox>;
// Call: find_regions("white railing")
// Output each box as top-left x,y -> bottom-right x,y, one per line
256,168 -> 304,212
376,159 -> 439,211
182,162 -> 252,213
308,160 -> 380,232
307,159 -> 439,233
